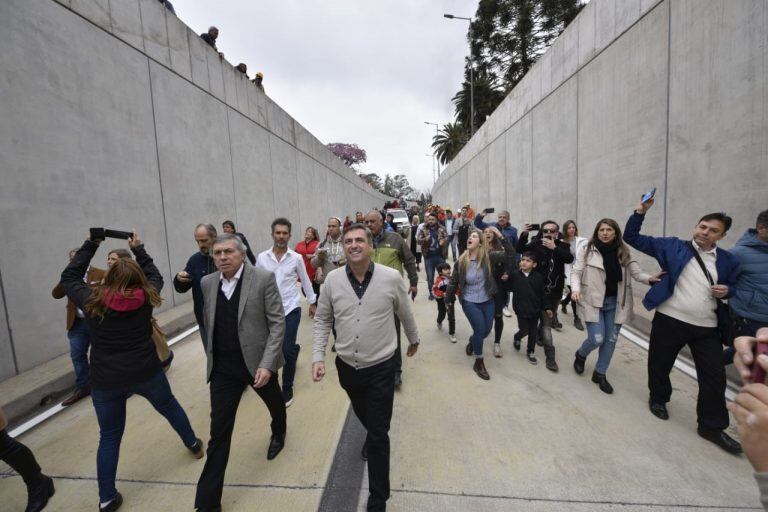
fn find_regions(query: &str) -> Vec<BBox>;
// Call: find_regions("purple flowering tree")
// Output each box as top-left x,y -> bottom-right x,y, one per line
326,143 -> 367,168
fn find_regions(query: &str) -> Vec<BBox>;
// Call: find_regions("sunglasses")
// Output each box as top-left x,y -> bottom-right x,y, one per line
542,228 -> 557,234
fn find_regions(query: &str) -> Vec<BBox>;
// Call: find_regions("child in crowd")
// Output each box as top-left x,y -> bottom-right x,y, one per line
433,262 -> 457,343
506,252 -> 549,365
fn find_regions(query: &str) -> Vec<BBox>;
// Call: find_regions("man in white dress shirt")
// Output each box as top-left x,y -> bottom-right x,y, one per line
256,217 -> 317,407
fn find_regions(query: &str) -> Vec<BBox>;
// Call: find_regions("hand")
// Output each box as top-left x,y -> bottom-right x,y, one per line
522,224 -> 534,234
711,284 -> 728,298
312,362 -> 325,382
545,309 -> 553,319
409,286 -> 418,298
488,226 -> 503,239
734,329 -> 768,384
648,271 -> 666,284
128,229 -> 141,249
252,368 -> 272,389
176,271 -> 192,283
571,291 -> 581,304
541,238 -> 556,250
406,343 -> 419,357
635,197 -> 654,214
727,384 -> 768,472
500,272 -> 509,282
308,303 -> 317,318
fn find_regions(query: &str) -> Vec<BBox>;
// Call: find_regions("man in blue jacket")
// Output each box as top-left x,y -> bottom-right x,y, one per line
174,224 -> 217,346
624,198 -> 741,454
730,210 -> 768,337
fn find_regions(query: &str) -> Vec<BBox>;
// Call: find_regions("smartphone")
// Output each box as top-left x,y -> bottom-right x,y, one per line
528,223 -> 540,231
485,207 -> 495,214
641,187 -> 657,204
751,341 -> 768,385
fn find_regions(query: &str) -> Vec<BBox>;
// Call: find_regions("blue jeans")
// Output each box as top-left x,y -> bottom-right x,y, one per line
577,295 -> 620,374
282,307 -> 301,392
424,253 -> 444,297
461,299 -> 495,357
67,318 -> 91,389
91,370 -> 197,502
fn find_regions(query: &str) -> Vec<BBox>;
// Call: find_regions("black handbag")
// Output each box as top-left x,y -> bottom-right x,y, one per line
686,242 -> 737,347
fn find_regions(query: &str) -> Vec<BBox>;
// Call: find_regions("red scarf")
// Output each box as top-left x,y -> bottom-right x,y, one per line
104,288 -> 146,312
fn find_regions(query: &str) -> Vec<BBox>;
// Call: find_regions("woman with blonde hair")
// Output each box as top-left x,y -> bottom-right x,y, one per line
571,218 -> 663,393
446,228 -> 513,380
61,231 -> 202,511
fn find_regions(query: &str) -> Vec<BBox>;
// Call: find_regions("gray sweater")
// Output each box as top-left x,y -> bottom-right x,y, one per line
313,263 -> 419,369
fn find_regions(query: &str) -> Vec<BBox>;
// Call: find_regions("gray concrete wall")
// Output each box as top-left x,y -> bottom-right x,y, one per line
434,0 -> 767,268
0,0 -> 387,381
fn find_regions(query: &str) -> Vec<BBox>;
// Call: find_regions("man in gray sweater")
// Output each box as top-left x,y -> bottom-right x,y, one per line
312,223 -> 420,512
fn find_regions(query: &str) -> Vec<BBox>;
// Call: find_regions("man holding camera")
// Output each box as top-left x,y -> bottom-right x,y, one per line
174,224 -> 217,346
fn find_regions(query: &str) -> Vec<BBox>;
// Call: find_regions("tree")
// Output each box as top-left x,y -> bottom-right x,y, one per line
470,0 -> 584,92
452,71 -> 506,133
382,174 -> 414,199
358,172 -> 383,192
326,142 -> 367,168
432,122 -> 469,166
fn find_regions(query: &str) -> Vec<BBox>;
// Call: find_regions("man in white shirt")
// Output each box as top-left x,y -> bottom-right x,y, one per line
256,218 -> 317,407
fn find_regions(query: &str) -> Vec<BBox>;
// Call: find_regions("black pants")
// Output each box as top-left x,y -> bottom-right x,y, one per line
515,315 -> 540,354
393,315 -> 402,376
436,298 -> 455,334
336,356 -> 395,512
493,290 -> 506,343
648,312 -> 728,430
0,429 -> 42,486
194,365 -> 287,508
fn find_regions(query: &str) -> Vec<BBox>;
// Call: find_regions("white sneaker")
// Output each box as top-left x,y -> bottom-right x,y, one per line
449,334 -> 457,343
493,343 -> 502,358
503,307 -> 513,317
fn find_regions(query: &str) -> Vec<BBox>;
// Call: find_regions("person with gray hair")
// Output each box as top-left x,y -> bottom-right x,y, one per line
200,26 -> 219,50
174,224 -> 218,345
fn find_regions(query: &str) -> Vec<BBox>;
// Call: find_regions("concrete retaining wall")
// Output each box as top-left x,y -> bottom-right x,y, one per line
433,0 -> 767,264
0,0 -> 387,381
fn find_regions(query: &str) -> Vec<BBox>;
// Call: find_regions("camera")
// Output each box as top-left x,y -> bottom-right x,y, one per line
90,228 -> 132,241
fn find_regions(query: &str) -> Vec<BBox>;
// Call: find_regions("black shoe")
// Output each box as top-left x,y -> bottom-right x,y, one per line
591,371 -> 614,394
561,302 -> 568,314
574,317 -> 585,331
99,492 -> 123,512
188,438 -> 205,459
465,342 -> 473,356
552,320 -> 563,331
26,474 -> 54,512
697,427 -> 742,455
160,350 -> 174,371
394,372 -> 402,388
361,441 -> 368,461
513,339 -> 521,351
283,387 -> 294,408
648,400 -> 669,420
428,294 -> 435,301
267,434 -> 285,460
573,351 -> 586,375
196,507 -> 222,512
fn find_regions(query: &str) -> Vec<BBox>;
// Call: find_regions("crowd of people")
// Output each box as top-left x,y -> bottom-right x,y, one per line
1,201 -> 767,511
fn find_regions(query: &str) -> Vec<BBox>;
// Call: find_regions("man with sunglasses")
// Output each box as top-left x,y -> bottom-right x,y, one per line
516,221 -> 574,372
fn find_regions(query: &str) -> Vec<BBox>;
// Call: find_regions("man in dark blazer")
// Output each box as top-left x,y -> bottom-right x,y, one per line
194,234 -> 287,512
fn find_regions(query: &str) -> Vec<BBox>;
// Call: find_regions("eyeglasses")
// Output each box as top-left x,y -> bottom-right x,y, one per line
542,229 -> 557,234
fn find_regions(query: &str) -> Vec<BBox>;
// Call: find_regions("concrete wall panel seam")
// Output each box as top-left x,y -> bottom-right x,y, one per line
0,268 -> 19,375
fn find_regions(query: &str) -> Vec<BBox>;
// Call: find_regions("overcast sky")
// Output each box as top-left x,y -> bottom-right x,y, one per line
174,0 -> 479,192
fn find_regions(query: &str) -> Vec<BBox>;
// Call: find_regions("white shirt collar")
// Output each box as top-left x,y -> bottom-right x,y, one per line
220,263 -> 244,283
692,240 -> 717,255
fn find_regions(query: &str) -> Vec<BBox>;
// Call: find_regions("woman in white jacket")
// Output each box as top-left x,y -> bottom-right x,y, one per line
561,220 -> 588,331
571,218 -> 663,394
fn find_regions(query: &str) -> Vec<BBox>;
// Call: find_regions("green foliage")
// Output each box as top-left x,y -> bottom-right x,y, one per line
431,122 -> 469,166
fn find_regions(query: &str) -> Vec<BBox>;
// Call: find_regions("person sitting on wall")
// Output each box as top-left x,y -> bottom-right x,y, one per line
252,72 -> 264,92
235,63 -> 247,76
200,26 -> 224,58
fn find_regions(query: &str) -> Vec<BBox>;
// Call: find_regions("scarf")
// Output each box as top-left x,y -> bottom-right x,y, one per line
104,288 -> 146,312
595,239 -> 622,297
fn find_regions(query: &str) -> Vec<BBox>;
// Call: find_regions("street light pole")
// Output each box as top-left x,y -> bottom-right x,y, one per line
425,154 -> 436,184
424,121 -> 440,176
444,14 -> 474,137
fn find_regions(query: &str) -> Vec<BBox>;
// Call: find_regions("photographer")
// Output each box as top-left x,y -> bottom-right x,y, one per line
516,221 -> 574,372
61,230 -> 203,512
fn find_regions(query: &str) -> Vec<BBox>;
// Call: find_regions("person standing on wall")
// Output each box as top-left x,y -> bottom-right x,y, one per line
61,231 -> 203,512
295,226 -> 321,298
417,213 -> 448,301
570,219 -> 663,394
560,220 -> 588,331
52,250 -> 106,406
174,224 -> 217,346
194,234 -> 287,511
221,220 -> 256,265
623,198 -> 742,454
516,221 -> 574,372
364,211 -> 418,389
256,218 -> 317,407
312,223 -> 420,512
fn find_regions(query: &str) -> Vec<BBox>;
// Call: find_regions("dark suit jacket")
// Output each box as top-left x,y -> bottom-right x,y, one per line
52,266 -> 106,330
201,263 -> 285,382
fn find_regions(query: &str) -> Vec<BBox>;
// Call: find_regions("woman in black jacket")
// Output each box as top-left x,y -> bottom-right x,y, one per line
483,226 -> 516,358
61,231 -> 203,512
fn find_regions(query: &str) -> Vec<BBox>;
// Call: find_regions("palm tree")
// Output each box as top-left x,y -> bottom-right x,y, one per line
432,122 -> 469,166
452,71 -> 506,133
